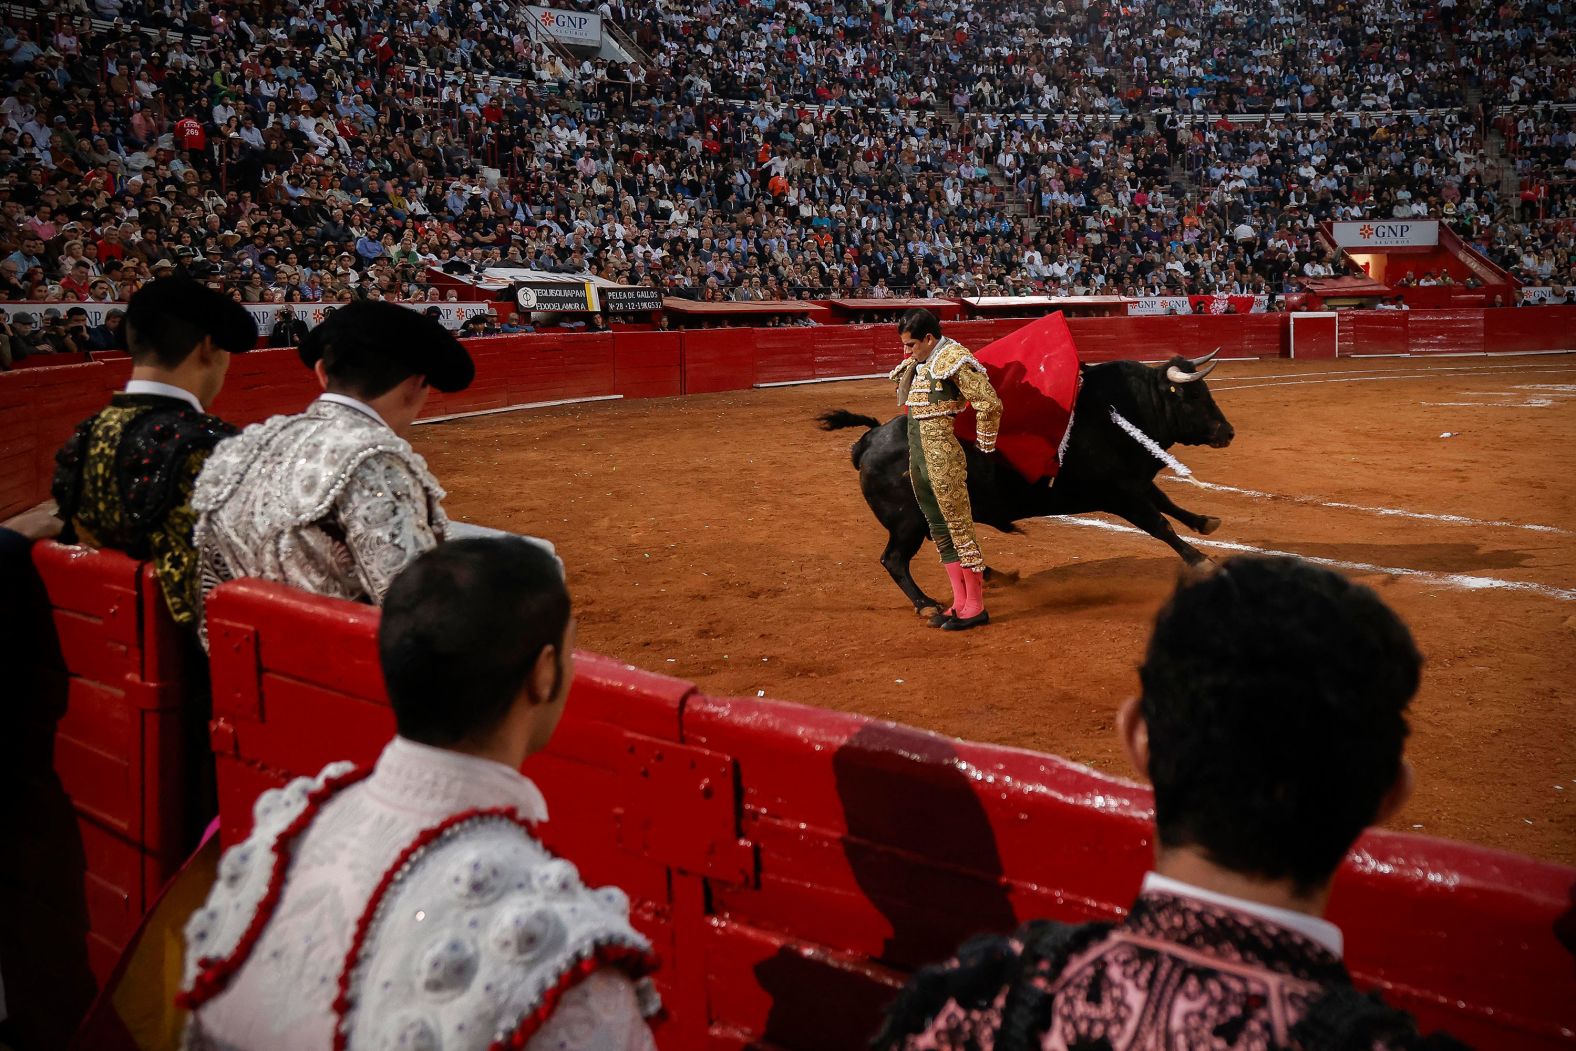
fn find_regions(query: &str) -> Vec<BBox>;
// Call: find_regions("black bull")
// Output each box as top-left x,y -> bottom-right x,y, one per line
818,353 -> 1235,615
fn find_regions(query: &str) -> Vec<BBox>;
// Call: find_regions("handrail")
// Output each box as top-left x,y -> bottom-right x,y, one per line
603,17 -> 652,70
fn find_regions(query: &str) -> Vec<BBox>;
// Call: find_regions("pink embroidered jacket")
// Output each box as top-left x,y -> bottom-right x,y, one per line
878,887 -> 1469,1051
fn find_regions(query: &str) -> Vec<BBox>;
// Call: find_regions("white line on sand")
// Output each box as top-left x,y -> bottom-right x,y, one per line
1158,477 -> 1571,535
1044,516 -> 1576,602
1210,359 -> 1576,383
1211,363 -> 1576,392
415,394 -> 623,425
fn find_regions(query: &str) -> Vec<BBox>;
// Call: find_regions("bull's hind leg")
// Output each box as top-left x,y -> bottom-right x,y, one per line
880,524 -> 944,616
1146,481 -> 1221,535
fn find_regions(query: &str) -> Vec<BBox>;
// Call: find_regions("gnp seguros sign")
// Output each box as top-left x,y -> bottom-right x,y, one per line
527,6 -> 601,47
1331,220 -> 1439,249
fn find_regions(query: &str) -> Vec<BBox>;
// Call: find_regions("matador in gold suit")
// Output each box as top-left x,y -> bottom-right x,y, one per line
890,317 -> 1002,630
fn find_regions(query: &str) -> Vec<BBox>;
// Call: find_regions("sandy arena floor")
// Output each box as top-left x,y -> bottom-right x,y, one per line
415,354 -> 1576,864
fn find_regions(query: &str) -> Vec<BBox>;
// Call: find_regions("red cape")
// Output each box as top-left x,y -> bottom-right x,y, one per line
953,312 -> 1082,483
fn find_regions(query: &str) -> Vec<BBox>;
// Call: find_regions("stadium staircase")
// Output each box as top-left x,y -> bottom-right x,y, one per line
604,18 -> 653,71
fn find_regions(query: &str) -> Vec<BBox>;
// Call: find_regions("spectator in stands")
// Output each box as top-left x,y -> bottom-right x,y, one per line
877,555 -> 1465,1051
50,278 -> 257,627
266,306 -> 309,348
86,308 -> 127,351
3,310 -> 47,361
177,536 -> 661,1050
192,301 -> 474,636
59,305 -> 91,352
0,0 -> 1565,315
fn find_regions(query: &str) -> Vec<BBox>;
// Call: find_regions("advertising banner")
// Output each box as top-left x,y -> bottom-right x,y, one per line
1331,220 -> 1440,249
244,301 -> 491,336
1126,295 -> 1267,316
515,282 -> 596,312
0,302 -> 120,327
0,300 -> 492,343
527,5 -> 602,47
600,286 -> 663,312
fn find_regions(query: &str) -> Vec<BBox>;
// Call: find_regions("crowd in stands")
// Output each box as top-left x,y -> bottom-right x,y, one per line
0,0 -> 1572,364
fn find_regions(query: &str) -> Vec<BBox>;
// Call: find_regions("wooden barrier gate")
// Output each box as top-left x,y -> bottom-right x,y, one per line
200,580 -> 1576,1051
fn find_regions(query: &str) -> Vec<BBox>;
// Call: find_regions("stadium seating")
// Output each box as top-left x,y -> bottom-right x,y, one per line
0,0 -> 1570,356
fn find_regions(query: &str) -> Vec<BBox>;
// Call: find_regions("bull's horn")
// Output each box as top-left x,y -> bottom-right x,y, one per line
1168,361 -> 1217,384
1189,348 -> 1220,367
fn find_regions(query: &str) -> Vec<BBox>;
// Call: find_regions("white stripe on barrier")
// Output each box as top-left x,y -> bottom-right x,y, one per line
415,394 -> 622,425
1157,477 -> 1570,535
755,373 -> 889,388
1042,516 -> 1576,602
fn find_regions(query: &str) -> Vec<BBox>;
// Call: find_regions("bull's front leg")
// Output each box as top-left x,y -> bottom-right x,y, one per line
1107,490 -> 1211,566
1146,481 -> 1221,535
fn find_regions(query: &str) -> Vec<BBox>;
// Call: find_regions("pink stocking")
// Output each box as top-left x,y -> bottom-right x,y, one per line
957,568 -> 985,619
943,562 -> 968,615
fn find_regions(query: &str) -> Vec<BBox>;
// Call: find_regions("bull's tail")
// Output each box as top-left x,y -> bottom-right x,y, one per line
817,409 -> 882,431
817,409 -> 883,469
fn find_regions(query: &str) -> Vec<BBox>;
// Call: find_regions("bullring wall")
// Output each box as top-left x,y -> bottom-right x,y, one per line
4,307 -> 1574,521
192,578 -> 1573,1050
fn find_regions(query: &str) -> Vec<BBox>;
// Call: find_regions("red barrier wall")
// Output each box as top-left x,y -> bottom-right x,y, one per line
1409,310 -> 1490,355
615,330 -> 684,399
207,347 -> 321,426
812,325 -> 885,379
199,579 -> 1576,1051
681,328 -> 758,394
1339,310 -> 1411,357
7,310 -> 1576,520
1,544 -> 199,1049
754,328 -> 817,386
0,361 -> 128,520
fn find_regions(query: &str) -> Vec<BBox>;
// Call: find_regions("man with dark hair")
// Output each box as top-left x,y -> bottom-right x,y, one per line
51,277 -> 257,625
877,556 -> 1468,1050
193,301 -> 475,636
178,538 -> 659,1049
889,308 -> 1002,630
86,307 -> 127,351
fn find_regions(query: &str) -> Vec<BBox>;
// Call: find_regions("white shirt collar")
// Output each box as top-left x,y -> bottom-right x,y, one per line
316,392 -> 391,430
1141,871 -> 1344,957
367,736 -> 550,823
123,379 -> 204,413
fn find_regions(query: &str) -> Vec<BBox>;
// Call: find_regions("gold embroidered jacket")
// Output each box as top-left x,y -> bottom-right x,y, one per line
52,393 -> 237,625
889,337 -> 1003,452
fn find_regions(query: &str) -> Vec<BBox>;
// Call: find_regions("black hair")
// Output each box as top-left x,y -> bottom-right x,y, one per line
124,276 -> 257,366
301,299 -> 471,398
304,302 -> 422,399
380,538 -> 571,749
896,307 -> 942,341
1138,555 -> 1419,894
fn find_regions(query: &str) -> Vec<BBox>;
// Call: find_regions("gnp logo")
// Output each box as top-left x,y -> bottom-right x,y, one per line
541,11 -> 590,29
1359,223 -> 1418,241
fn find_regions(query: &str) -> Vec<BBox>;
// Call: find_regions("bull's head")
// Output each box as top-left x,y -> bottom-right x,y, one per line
1158,349 -> 1235,448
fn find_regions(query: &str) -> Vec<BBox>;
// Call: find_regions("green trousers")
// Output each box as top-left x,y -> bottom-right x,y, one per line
908,415 -> 984,568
